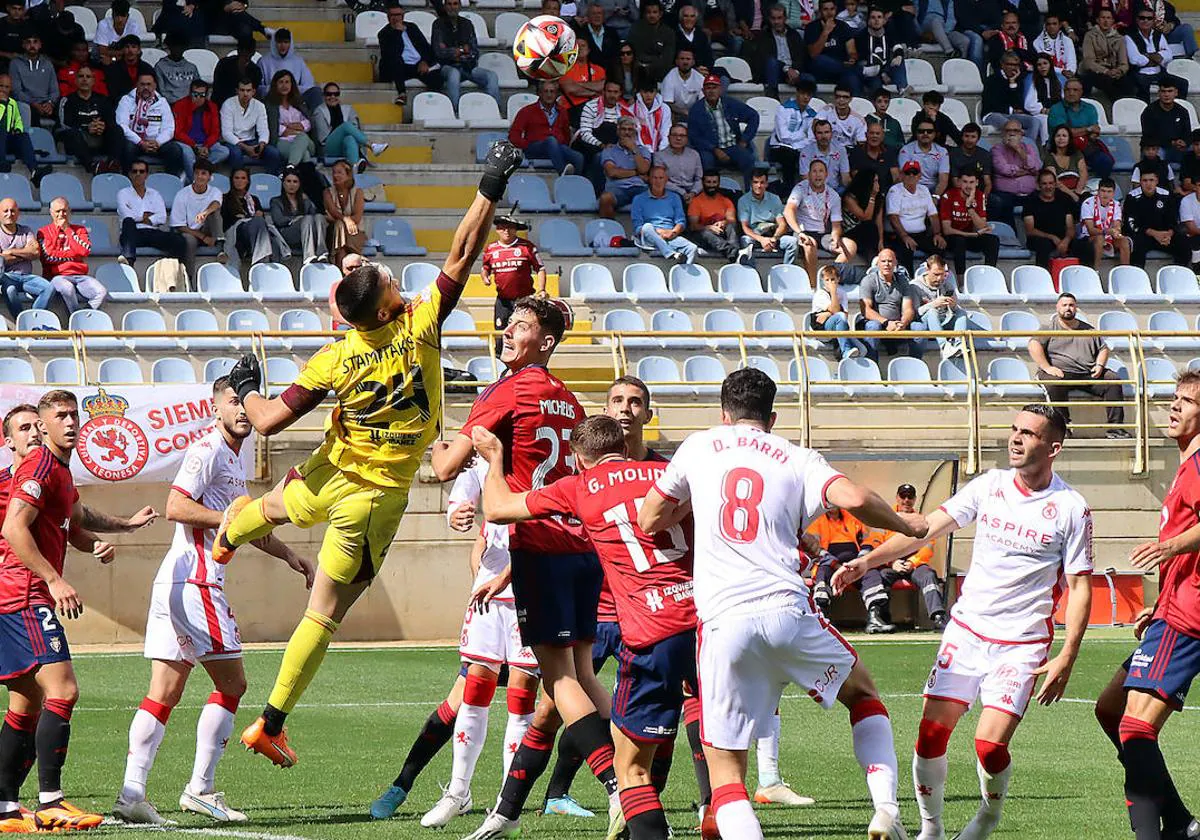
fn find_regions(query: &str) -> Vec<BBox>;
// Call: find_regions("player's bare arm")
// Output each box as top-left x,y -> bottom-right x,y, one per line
826,476 -> 929,538
76,503 -> 159,532
2,498 -> 81,618
637,488 -> 690,534
250,534 -> 316,589
470,562 -> 512,613
432,436 -> 477,483
469,427 -> 534,524
834,508 -> 958,593
467,530 -> 484,579
166,488 -> 223,530
67,522 -> 113,564
1130,520 -> 1200,570
1033,571 -> 1091,704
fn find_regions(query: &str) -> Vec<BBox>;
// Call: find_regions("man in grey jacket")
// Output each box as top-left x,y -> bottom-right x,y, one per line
154,33 -> 200,105
10,33 -> 57,127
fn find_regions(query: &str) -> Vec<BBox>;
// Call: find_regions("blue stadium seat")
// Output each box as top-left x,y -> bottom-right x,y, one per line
991,221 -> 1031,259
1011,265 -> 1057,304
0,175 -> 37,210
402,262 -> 440,293
963,309 -> 1004,351
1108,136 -> 1136,172
536,219 -> 591,256
443,309 -> 484,350
94,263 -> 149,303
718,264 -> 769,301
1059,265 -> 1107,304
683,355 -> 726,395
300,262 -> 340,299
16,310 -> 70,350
76,218 -> 117,256
635,356 -> 689,396
570,263 -> 621,302
43,358 -> 82,385
0,358 -> 35,384
788,356 -> 841,396
938,358 -> 970,398
1109,266 -> 1158,303
146,258 -> 202,301
265,357 -> 301,388
1157,266 -> 1200,303
227,309 -> 279,351
1147,311 -> 1200,351
505,175 -> 559,212
985,357 -> 1045,399
175,309 -> 227,351
355,174 -> 397,213
249,263 -> 302,302
1107,357 -> 1135,398
1144,356 -> 1179,398
703,309 -> 745,350
623,263 -> 672,303
371,219 -> 428,257
69,309 -> 122,350
752,309 -> 795,350
91,173 -> 130,211
553,176 -> 598,212
838,357 -> 888,397
148,173 -> 183,208
999,310 -> 1040,351
466,356 -> 500,384
669,264 -> 718,300
602,309 -> 651,347
963,264 -> 1009,303
887,357 -> 941,398
122,309 -> 175,351
98,357 -> 144,384
280,309 -> 327,351
1098,310 -> 1138,350
743,356 -> 794,395
198,263 -> 250,302
39,173 -> 91,211
584,220 -> 639,257
650,309 -> 699,349
152,357 -> 197,383
767,264 -> 812,302
249,173 -> 281,204
204,358 -> 237,381
210,173 -> 231,194
475,132 -> 507,163
28,127 -> 65,164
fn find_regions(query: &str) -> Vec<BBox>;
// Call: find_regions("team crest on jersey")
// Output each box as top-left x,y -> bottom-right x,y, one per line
1041,501 -> 1058,520
76,389 -> 150,482
20,481 -> 40,500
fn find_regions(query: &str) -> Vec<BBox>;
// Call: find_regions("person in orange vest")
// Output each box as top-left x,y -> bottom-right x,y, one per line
807,506 -> 872,615
859,483 -> 947,633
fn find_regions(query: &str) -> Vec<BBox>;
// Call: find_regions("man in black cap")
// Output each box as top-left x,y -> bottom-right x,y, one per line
480,212 -> 546,352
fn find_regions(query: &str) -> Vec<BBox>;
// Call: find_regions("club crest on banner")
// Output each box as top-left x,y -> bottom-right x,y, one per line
77,389 -> 151,482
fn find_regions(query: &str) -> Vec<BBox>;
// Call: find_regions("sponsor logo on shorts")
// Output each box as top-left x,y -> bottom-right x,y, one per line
813,664 -> 840,697
48,636 -> 61,653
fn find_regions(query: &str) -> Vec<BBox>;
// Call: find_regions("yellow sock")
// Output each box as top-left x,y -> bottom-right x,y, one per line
227,498 -> 276,547
267,609 -> 340,714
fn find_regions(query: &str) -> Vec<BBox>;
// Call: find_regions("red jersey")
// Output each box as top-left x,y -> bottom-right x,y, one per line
595,449 -> 668,622
526,458 -> 695,649
481,238 -> 543,301
0,447 -> 78,613
1154,451 -> 1200,637
938,187 -> 986,234
462,365 -> 589,554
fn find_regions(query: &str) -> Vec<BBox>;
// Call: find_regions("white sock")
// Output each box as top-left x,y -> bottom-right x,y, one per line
967,759 -> 1012,835
755,713 -> 782,788
852,713 -> 899,812
714,798 -> 764,840
187,697 -> 237,796
448,701 -> 489,800
120,708 -> 167,803
913,752 -> 948,836
501,712 -> 531,779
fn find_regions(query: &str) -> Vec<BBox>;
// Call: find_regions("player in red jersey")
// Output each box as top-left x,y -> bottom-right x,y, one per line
472,413 -> 694,840
432,297 -> 619,840
1098,370 -> 1200,840
0,392 -> 157,832
480,213 -> 547,347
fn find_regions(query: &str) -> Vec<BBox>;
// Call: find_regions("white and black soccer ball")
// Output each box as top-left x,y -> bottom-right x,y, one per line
512,15 -> 578,80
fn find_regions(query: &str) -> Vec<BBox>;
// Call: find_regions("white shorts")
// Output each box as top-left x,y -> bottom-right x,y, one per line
144,581 -> 242,664
459,598 -> 539,673
698,602 -> 858,750
923,619 -> 1050,719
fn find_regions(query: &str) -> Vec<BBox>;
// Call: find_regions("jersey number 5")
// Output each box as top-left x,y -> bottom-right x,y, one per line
602,498 -> 688,572
720,467 -> 765,544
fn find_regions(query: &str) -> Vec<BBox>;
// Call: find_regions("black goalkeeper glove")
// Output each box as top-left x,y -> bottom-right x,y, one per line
228,354 -> 263,403
479,140 -> 525,202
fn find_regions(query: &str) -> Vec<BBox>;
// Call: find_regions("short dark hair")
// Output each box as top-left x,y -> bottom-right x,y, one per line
274,27 -> 292,41
337,264 -> 387,325
1019,403 -> 1068,443
811,118 -> 831,132
236,77 -> 256,88
676,46 -> 694,55
1098,176 -> 1116,190
721,368 -> 776,426
603,78 -> 622,89
1160,79 -> 1177,89
569,415 -> 626,461
2,404 -> 38,438
513,296 -> 566,344
236,36 -> 256,52
833,83 -> 852,96
922,90 -> 944,105
794,78 -> 816,94
962,121 -> 982,135
213,376 -> 232,396
637,78 -> 657,92
701,168 -> 720,179
191,78 -> 210,91
609,375 -> 651,405
1057,291 -> 1077,302
118,33 -> 141,48
129,158 -> 150,171
873,87 -> 891,100
38,390 -> 77,413
111,0 -> 131,14
193,159 -> 214,174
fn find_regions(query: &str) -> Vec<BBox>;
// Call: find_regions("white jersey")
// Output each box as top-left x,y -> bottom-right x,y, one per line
817,106 -> 867,149
940,468 -> 1093,644
654,424 -> 843,621
156,427 -> 253,588
448,461 -> 512,599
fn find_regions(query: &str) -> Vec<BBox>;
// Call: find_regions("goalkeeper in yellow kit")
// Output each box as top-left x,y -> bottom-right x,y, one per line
213,141 -> 526,768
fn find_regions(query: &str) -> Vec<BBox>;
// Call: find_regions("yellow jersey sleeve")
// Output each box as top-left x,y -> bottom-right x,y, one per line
294,344 -> 337,393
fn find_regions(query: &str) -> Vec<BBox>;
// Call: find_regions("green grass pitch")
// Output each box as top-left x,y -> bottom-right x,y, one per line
53,629 -> 1192,839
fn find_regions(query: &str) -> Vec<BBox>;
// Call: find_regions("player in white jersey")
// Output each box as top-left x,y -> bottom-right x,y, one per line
835,404 -> 1093,840
639,368 -> 926,840
419,460 -> 540,829
114,378 -> 314,826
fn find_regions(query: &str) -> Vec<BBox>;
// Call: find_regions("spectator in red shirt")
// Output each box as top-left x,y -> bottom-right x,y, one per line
481,213 -> 546,350
937,168 -> 999,275
508,79 -> 583,177
56,40 -> 107,97
171,78 -> 229,181
36,197 -> 106,313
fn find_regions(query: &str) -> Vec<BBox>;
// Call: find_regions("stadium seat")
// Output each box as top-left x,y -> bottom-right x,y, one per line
94,263 -> 148,303
602,310 -> 650,347
624,263 -> 672,303
752,309 -> 795,350
204,358 -> 237,381
16,310 -> 70,351
505,174 -> 559,212
1059,265 -> 1107,303
494,12 -> 530,44
1109,265 -> 1157,303
43,358 -> 82,385
999,310 -> 1040,351
265,357 -> 301,389
985,357 -> 1045,399
714,56 -> 764,93
1107,137 -> 1136,173
249,263 -> 301,302
183,48 -> 219,83
413,91 -> 464,128
849,97 -> 872,118
887,97 -> 921,128
746,96 -> 780,133
554,176 -> 599,212
475,131 -> 507,165
0,174 -> 38,210
1157,265 -> 1200,303
300,262 -> 341,299
69,309 -> 121,350
354,173 -> 397,213
99,357 -> 144,384
209,172 -> 231,194
766,264 -> 812,302
28,128 -> 64,164
717,264 -> 769,301
462,11 -> 496,46
537,219 -> 591,257
122,309 -> 175,351
459,92 -> 509,129
479,53 -> 526,89
570,263 -> 621,302
887,356 -> 941,398
704,309 -> 745,350
990,221 -> 1031,259
905,58 -> 942,92
1146,310 -> 1200,351
405,9 -> 436,38
585,219 -> 639,256
745,356 -> 796,395
39,173 -> 91,211
74,217 -> 116,256
1111,97 -> 1146,132
248,173 -> 281,205
66,5 -> 97,38
1011,265 -> 1057,304
961,309 -> 1003,351
148,173 -> 182,208
462,356 -> 498,385
279,309 -> 327,351
941,58 -> 983,94
636,356 -> 689,396
175,309 -> 227,351
227,309 -> 277,352
1144,356 -> 1179,398
684,355 -> 726,395
372,218 -> 428,257
442,309 -> 483,350
401,262 -> 440,293
788,356 -> 841,396
152,357 -> 197,383
197,263 -> 249,302
90,173 -> 131,212
670,264 -> 719,300
354,10 -> 387,43
941,98 -> 971,130
962,264 -> 1009,303
650,309 -> 699,349
936,358 -> 969,398
1097,310 -> 1138,349
1181,99 -> 1200,131
837,356 -> 888,397
505,93 -> 538,123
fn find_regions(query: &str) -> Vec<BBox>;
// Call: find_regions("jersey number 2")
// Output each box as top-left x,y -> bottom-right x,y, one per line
356,365 -> 431,427
720,467 -> 764,543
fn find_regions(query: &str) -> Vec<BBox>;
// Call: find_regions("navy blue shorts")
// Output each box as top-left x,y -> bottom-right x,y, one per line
510,550 -> 602,648
1124,619 -> 1200,708
0,606 -> 71,681
611,629 -> 698,743
593,621 -> 623,674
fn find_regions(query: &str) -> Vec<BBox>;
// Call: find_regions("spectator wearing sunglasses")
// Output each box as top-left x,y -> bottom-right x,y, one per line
312,84 -> 388,172
171,79 -> 229,181
1125,8 -> 1189,97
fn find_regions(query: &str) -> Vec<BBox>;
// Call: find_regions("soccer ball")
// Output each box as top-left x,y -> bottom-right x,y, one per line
512,15 -> 578,80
